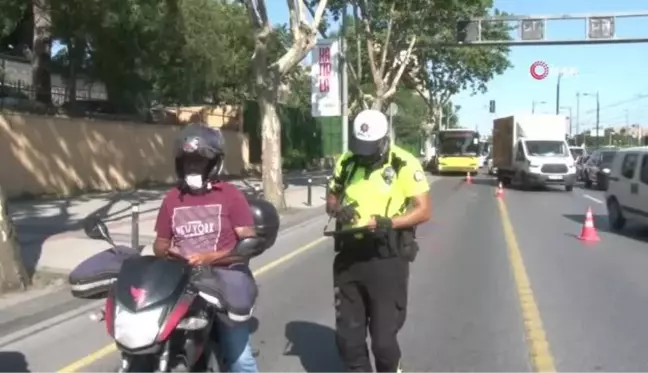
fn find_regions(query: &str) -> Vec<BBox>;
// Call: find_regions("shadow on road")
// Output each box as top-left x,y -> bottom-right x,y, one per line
10,189 -> 166,277
283,321 -> 344,372
466,176 -> 577,193
563,213 -> 648,244
464,177 -> 497,187
0,351 -> 30,372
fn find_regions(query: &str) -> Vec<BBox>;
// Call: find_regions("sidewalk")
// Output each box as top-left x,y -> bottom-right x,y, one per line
9,172 -> 330,275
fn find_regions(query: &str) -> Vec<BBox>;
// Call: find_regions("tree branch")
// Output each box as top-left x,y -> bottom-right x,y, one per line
381,35 -> 416,100
301,0 -> 361,87
309,0 -> 328,31
286,0 -> 302,44
378,2 -> 396,80
357,0 -> 381,90
353,3 -> 363,89
273,0 -> 329,75
244,0 -> 269,29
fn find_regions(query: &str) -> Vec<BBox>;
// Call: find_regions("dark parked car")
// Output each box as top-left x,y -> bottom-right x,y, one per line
582,149 -> 618,190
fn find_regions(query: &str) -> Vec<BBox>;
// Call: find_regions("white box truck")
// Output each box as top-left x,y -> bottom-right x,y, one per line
492,114 -> 576,191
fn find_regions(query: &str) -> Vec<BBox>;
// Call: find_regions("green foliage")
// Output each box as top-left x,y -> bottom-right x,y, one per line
1,0 -> 290,110
391,88 -> 427,151
0,0 -> 27,41
440,101 -> 461,128
243,100 -> 325,165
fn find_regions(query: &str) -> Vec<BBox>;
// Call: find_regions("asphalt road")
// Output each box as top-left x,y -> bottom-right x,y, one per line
3,174 -> 648,372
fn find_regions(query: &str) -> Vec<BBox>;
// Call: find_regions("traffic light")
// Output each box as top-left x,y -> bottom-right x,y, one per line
489,100 -> 495,113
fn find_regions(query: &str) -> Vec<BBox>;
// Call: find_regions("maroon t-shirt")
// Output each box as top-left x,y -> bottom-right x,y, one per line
154,182 -> 254,257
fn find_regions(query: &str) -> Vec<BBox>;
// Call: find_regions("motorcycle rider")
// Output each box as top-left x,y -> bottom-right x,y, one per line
326,109 -> 431,372
153,123 -> 259,372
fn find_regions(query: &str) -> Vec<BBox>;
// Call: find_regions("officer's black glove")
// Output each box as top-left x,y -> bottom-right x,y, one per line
335,204 -> 359,225
372,215 -> 393,233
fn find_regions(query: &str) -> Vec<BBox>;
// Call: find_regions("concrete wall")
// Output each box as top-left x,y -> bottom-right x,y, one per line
0,113 -> 249,198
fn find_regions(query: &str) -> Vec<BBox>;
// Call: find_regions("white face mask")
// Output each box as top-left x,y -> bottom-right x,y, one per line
185,174 -> 203,189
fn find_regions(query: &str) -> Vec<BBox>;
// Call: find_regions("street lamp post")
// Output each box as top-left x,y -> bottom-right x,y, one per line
583,92 -> 600,149
532,100 -> 546,114
560,106 -> 573,138
555,68 -> 578,115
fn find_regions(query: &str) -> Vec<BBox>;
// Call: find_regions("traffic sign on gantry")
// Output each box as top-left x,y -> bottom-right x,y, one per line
520,19 -> 545,41
588,16 -> 615,39
453,11 -> 646,46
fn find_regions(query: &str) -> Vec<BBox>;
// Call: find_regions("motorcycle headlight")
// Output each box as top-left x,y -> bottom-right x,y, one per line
177,317 -> 209,330
602,168 -> 610,174
114,304 -> 164,349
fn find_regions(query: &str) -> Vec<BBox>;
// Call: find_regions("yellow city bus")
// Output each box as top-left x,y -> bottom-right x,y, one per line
433,128 -> 481,175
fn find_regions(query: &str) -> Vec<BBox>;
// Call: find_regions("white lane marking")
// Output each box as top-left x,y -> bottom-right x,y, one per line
583,194 -> 603,204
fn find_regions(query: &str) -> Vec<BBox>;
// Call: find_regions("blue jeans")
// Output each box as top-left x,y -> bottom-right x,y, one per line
216,319 -> 258,372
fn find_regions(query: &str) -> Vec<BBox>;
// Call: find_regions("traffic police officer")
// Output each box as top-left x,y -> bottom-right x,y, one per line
326,109 -> 431,372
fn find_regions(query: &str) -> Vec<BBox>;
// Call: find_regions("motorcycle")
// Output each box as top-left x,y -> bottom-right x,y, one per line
71,197 -> 280,372
83,219 -> 228,372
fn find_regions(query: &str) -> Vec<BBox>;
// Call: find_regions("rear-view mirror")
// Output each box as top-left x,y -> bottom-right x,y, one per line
83,217 -> 111,241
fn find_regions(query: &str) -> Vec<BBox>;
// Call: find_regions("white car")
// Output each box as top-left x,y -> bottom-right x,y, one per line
604,146 -> 648,230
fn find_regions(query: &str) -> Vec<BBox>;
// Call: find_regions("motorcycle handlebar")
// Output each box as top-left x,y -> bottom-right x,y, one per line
167,250 -> 188,263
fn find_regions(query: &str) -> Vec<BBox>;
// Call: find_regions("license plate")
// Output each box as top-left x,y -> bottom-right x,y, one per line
548,175 -> 563,180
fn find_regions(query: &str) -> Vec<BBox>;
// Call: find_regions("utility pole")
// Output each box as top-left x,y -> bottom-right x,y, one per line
575,92 -> 580,140
582,92 -> 600,148
555,73 -> 562,114
625,109 -> 629,126
595,92 -> 600,149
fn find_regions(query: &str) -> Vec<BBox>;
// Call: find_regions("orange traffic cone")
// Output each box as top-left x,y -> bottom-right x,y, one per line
578,207 -> 600,242
495,182 -> 504,198
465,172 -> 472,183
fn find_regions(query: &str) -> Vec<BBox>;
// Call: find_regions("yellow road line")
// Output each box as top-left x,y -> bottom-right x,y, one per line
497,198 -> 557,373
56,236 -> 329,373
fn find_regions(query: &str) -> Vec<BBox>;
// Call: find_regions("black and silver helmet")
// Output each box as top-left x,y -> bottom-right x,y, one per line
174,123 -> 226,193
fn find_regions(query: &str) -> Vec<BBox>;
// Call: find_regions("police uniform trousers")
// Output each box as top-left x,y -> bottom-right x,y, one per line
333,236 -> 409,372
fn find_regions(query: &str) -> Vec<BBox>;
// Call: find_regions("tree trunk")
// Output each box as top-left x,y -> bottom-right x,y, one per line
0,185 -> 30,293
67,37 -> 78,104
258,89 -> 286,210
32,0 -> 52,105
372,97 -> 384,111
258,80 -> 286,210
